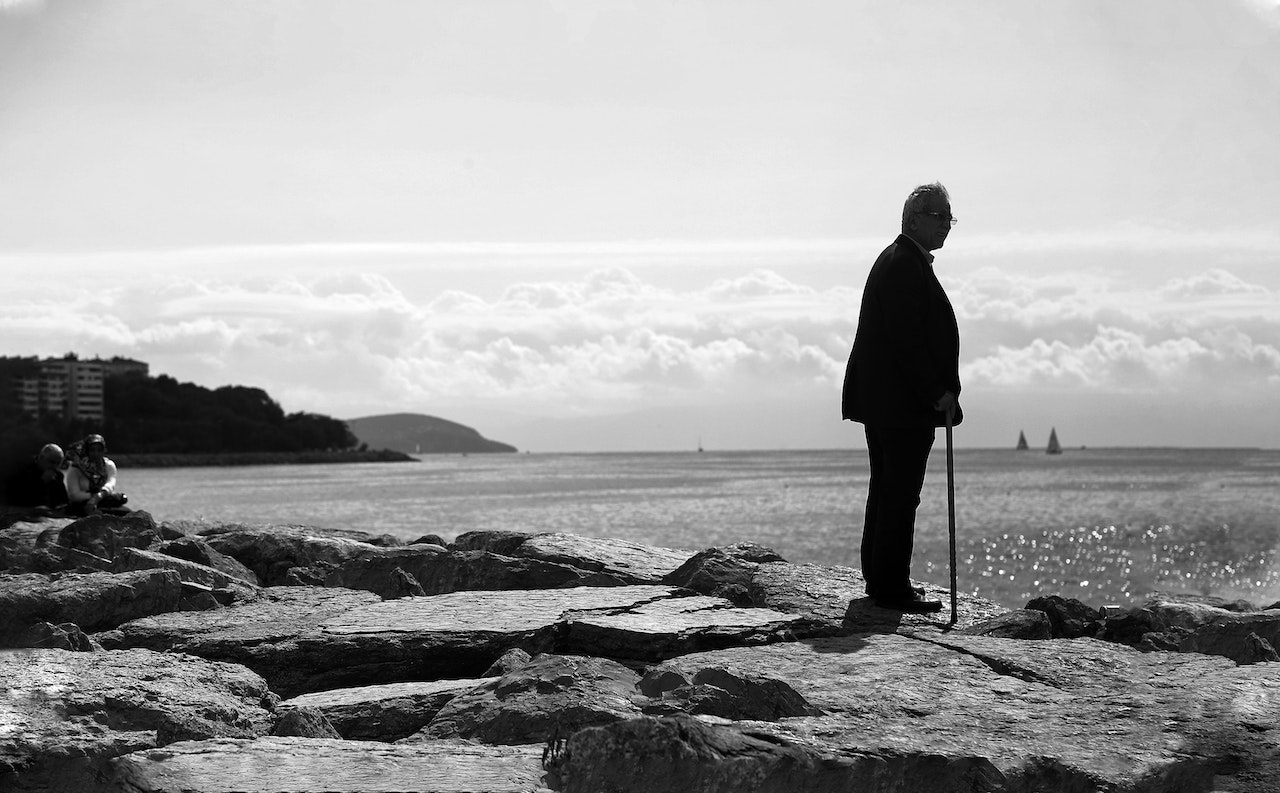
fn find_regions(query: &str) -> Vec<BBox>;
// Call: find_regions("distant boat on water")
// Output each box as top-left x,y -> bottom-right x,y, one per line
1016,430 -> 1029,451
697,437 -> 704,453
1046,427 -> 1063,455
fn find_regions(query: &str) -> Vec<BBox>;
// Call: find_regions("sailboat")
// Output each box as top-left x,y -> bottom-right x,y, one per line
1015,430 -> 1029,451
697,436 -> 704,453
1046,427 -> 1063,455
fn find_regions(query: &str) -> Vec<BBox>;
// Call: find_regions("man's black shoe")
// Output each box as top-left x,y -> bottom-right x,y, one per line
874,591 -> 943,614
866,585 -> 927,599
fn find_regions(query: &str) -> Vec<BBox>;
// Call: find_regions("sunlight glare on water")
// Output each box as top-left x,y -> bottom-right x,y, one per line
123,447 -> 1280,611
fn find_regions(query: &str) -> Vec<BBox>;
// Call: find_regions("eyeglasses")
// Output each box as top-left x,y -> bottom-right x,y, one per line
918,211 -> 958,226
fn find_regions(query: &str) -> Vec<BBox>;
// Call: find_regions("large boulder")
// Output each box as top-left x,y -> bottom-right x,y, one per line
0,569 -> 182,646
56,512 -> 161,562
157,536 -> 260,586
10,620 -> 98,651
270,707 -> 341,739
321,546 -> 634,598
113,547 -> 260,602
1176,611 -> 1280,665
962,608 -> 1052,639
548,629 -> 1280,792
511,533 -> 693,583
278,679 -> 489,741
450,530 -> 532,555
107,737 -> 551,793
1101,598 -> 1280,663
0,648 -> 277,792
410,653 -> 644,745
664,545 -> 774,605
0,516 -> 74,573
1146,590 -> 1259,612
1026,594 -> 1102,638
199,525 -> 391,586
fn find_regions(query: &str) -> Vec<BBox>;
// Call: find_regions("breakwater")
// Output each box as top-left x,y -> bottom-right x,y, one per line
2,512 -> 1278,792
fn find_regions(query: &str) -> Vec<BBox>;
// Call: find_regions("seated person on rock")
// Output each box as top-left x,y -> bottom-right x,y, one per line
1,442 -> 71,512
64,434 -> 129,517
34,443 -> 71,510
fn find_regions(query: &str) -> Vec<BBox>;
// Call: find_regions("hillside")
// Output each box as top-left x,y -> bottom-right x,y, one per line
346,413 -> 517,454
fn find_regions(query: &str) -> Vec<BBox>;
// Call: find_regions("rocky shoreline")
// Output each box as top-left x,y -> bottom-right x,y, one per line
1,511 -> 1278,792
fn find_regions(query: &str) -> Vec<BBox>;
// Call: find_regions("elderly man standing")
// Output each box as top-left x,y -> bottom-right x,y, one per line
842,182 -> 963,613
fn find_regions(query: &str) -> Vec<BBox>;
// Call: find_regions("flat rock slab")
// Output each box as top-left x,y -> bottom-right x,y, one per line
552,630 -> 1280,792
322,545 -> 633,598
101,585 -> 679,697
321,585 -> 680,635
512,533 -> 693,583
561,595 -> 808,660
0,648 -> 277,791
96,586 -> 385,697
0,569 -> 182,644
108,737 -> 551,793
279,679 -> 490,741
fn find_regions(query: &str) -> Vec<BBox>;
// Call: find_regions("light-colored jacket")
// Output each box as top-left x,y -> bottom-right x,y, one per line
64,458 -> 118,505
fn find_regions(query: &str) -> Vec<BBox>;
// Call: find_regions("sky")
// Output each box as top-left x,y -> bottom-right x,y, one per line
1,0 -> 1278,452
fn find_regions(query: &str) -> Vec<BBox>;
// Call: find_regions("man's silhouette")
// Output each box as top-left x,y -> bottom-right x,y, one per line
842,182 -> 963,613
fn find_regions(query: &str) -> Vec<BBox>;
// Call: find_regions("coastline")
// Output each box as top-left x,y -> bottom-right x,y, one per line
112,449 -> 418,468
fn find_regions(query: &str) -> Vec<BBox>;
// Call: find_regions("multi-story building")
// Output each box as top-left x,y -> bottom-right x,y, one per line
15,355 -> 149,422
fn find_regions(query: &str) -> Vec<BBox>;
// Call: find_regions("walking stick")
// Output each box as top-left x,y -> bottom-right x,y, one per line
945,404 -> 958,626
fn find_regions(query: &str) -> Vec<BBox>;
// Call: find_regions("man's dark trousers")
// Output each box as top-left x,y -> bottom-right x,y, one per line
862,424 -> 935,599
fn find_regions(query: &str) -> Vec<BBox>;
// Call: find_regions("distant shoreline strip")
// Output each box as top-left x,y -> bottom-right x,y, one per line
113,449 -> 419,468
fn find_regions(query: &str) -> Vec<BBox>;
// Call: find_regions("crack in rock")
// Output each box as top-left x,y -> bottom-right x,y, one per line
906,634 -> 1066,690
559,590 -> 696,622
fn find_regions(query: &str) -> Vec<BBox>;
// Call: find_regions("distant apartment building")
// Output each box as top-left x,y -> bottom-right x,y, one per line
16,355 -> 149,422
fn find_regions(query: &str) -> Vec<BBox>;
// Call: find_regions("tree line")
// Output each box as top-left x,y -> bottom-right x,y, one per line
0,358 -> 360,474
103,373 -> 358,454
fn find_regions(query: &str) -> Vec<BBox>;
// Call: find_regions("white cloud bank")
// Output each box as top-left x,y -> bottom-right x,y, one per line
2,262 -> 1277,449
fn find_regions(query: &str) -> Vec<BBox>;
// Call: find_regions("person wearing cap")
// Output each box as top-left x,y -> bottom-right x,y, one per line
65,434 -> 127,516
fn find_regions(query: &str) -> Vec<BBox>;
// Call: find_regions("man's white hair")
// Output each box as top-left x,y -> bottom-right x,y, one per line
901,182 -> 951,231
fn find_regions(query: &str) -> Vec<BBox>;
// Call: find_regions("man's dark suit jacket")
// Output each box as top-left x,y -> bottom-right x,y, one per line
842,234 -> 963,428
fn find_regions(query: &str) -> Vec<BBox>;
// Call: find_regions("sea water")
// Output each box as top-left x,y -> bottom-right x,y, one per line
121,447 -> 1280,611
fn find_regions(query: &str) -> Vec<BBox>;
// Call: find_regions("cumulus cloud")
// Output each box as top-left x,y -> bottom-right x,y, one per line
1157,268 -> 1272,299
953,267 -> 1280,397
3,261 -> 1276,433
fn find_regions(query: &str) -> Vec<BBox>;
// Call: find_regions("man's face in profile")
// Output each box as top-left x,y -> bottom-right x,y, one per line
913,198 -> 953,252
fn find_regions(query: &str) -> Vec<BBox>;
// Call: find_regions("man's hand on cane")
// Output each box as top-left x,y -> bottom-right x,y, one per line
933,391 -> 957,414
